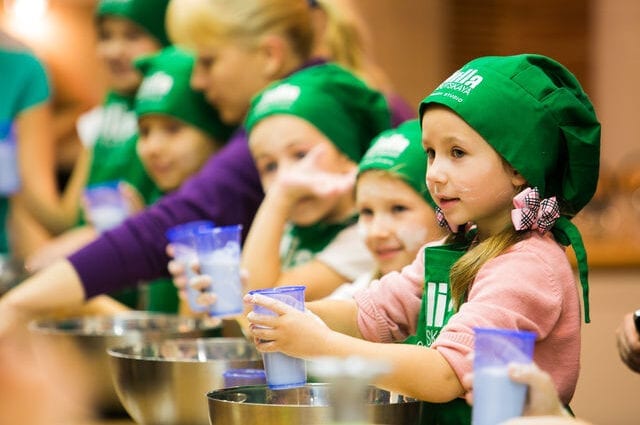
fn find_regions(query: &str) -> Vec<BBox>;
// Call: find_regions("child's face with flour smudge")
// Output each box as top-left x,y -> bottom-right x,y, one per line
356,170 -> 443,275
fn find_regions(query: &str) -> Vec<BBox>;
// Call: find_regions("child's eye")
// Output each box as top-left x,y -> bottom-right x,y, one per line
259,161 -> 278,176
452,148 -> 465,158
391,205 -> 409,214
165,121 -> 183,134
358,207 -> 373,217
97,29 -> 111,42
125,27 -> 146,41
293,150 -> 308,161
424,148 -> 435,160
138,125 -> 150,138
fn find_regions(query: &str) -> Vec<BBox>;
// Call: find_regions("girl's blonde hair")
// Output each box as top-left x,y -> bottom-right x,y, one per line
166,0 -> 314,60
449,229 -> 527,310
448,176 -> 528,309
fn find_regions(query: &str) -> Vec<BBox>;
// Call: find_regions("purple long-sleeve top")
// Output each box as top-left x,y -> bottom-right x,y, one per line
69,128 -> 264,298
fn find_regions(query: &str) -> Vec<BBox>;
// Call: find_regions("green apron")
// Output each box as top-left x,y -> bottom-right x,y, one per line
140,279 -> 180,313
407,243 -> 472,425
85,91 -> 161,207
280,215 -> 358,269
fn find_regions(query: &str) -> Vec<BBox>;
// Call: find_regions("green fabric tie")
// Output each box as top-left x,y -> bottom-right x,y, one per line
552,216 -> 590,323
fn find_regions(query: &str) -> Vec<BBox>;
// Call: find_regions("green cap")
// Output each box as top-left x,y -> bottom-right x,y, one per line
245,63 -> 391,163
358,119 -> 435,209
134,46 -> 236,142
97,0 -> 172,46
419,54 -> 600,216
419,54 -> 601,323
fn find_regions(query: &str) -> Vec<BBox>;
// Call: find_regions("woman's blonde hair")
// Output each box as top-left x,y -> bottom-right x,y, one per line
313,0 -> 392,91
166,0 -> 314,60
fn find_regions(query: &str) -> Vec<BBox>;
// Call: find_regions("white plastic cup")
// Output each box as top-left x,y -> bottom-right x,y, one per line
248,285 -> 307,390
83,181 -> 129,233
472,327 -> 537,425
165,220 -> 215,312
0,121 -> 20,195
194,224 -> 243,318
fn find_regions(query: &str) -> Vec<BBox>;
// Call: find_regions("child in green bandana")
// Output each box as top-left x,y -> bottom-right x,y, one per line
134,46 -> 235,194
245,54 -> 601,425
328,119 -> 447,299
84,0 -> 172,202
240,63 -> 391,301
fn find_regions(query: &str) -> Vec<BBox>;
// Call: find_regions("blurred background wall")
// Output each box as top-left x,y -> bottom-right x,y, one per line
1,0 -> 639,423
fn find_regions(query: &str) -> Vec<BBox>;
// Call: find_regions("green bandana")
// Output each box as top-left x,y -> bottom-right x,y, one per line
358,119 -> 435,209
134,46 -> 236,142
419,54 -> 601,323
245,63 -> 391,163
97,0 -> 171,46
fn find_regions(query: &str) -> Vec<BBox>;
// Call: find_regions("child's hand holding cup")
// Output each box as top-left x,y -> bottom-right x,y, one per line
246,285 -> 307,390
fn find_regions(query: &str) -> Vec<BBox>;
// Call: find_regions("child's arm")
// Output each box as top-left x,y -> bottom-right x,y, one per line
241,145 -> 357,298
306,298 -> 362,338
246,293 -> 463,402
240,182 -> 345,300
240,182 -> 293,292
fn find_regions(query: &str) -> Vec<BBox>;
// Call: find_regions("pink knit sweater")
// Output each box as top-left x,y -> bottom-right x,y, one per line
354,232 -> 582,404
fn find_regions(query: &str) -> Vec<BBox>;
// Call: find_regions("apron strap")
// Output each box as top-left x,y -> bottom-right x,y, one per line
552,216 -> 590,323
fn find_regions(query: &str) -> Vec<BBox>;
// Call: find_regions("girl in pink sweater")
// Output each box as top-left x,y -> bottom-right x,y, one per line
245,54 -> 601,425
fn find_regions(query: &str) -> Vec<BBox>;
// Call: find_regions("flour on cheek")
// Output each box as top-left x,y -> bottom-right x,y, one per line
396,224 -> 428,253
357,220 -> 368,240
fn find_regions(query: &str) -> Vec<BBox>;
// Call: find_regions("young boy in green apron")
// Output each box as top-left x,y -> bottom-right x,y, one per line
240,63 -> 392,301
245,54 -> 600,425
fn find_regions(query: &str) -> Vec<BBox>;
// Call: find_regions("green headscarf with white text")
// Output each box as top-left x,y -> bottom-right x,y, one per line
245,63 -> 391,163
358,119 -> 435,210
97,0 -> 171,46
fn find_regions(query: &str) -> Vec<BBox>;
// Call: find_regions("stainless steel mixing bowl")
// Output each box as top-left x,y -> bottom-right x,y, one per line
28,312 -> 221,416
207,383 -> 421,425
107,337 -> 262,425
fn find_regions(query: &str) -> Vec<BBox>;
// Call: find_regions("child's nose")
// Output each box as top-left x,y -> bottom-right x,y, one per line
369,215 -> 392,237
426,159 -> 447,185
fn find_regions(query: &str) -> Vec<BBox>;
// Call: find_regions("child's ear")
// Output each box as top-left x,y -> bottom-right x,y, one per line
511,170 -> 527,188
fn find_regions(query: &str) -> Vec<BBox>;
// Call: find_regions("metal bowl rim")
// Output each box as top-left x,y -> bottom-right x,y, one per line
206,383 -> 420,406
107,337 -> 259,363
28,312 -> 220,336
